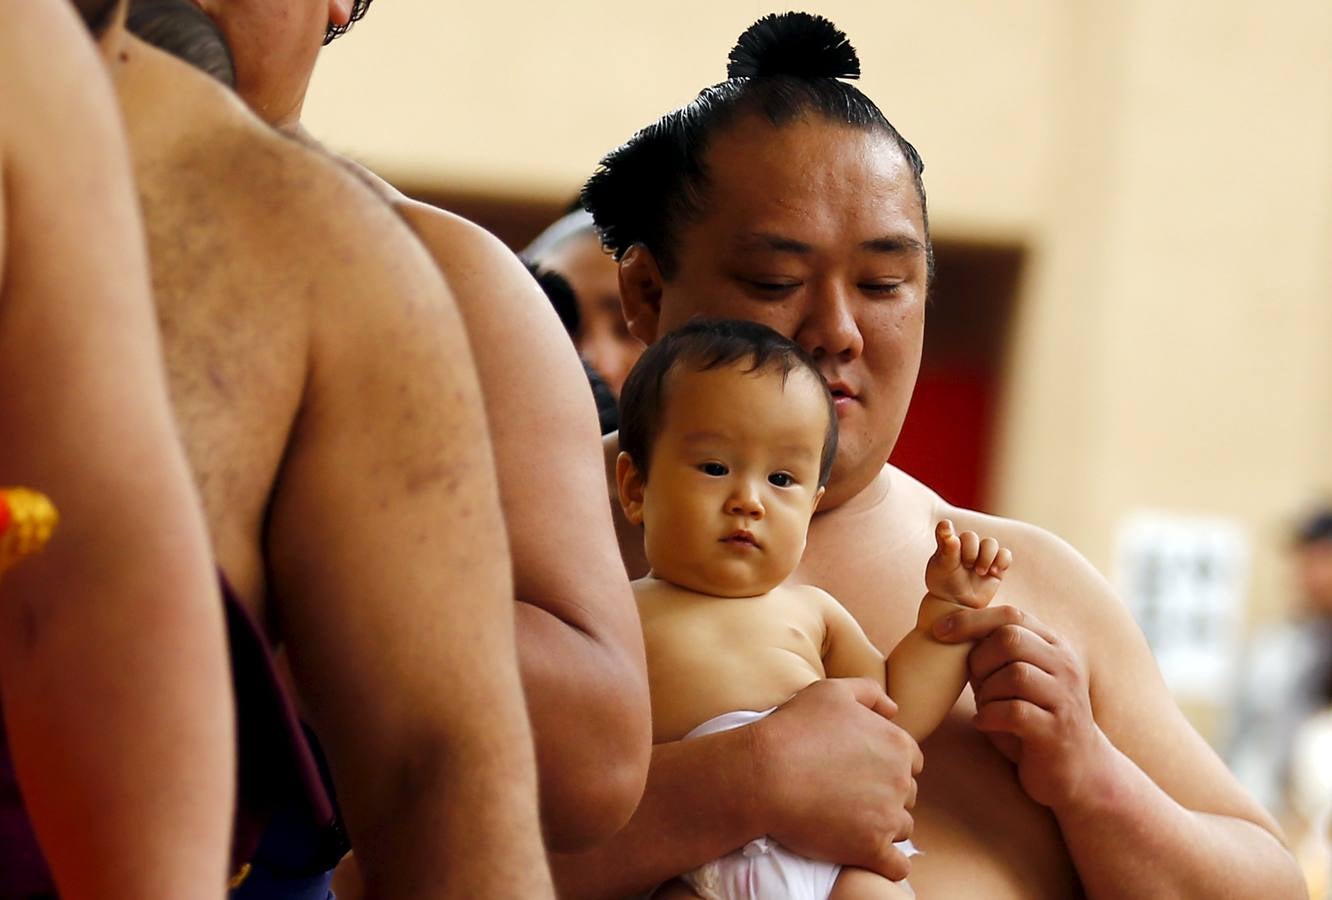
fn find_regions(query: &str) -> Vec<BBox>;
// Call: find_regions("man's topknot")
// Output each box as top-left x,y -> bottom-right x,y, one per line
583,11 -> 932,281
726,12 -> 860,81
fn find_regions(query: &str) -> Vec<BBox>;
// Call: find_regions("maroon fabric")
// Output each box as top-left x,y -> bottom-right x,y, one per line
0,715 -> 51,896
0,572 -> 334,896
223,575 -> 335,867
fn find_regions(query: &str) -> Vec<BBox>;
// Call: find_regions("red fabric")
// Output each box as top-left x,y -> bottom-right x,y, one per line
890,368 -> 994,511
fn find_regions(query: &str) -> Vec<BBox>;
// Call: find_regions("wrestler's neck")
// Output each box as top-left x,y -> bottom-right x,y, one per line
252,90 -> 308,135
113,35 -> 251,150
816,461 -> 893,518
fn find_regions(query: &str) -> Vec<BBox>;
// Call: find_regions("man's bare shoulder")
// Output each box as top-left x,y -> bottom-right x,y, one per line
0,0 -> 113,153
198,126 -> 412,267
937,495 -> 1127,646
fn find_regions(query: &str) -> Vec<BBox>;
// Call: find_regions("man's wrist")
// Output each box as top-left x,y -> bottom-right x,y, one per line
743,712 -> 781,839
1045,728 -> 1134,825
916,594 -> 968,630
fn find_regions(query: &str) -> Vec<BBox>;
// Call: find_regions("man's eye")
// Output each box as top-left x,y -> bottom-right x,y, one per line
769,472 -> 795,487
700,462 -> 728,476
861,281 -> 903,297
744,279 -> 799,298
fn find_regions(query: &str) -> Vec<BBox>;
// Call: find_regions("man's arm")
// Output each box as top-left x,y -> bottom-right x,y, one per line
552,678 -> 921,898
0,3 -> 234,896
263,180 -> 551,897
394,201 -> 652,850
934,521 -> 1305,899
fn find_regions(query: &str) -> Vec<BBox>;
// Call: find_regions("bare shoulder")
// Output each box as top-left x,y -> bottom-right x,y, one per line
394,197 -> 509,264
937,497 -> 1136,663
790,582 -> 844,615
0,0 -> 117,154
216,127 -> 421,275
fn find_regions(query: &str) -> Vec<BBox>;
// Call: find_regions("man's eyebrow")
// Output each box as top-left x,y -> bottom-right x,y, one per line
731,232 -> 927,256
732,233 -> 814,255
861,235 -> 928,255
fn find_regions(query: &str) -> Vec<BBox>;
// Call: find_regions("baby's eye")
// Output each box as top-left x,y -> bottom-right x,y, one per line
699,462 -> 728,477
768,472 -> 795,487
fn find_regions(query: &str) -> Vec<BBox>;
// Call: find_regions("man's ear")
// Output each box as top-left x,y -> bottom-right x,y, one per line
616,452 -> 647,526
811,486 -> 825,515
619,244 -> 665,346
328,0 -> 353,28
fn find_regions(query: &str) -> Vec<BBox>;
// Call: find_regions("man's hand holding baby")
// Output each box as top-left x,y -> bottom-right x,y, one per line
750,678 -> 923,882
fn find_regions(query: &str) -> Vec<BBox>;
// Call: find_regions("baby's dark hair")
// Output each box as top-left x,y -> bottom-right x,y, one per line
619,319 -> 837,488
582,12 -> 932,282
127,0 -> 235,87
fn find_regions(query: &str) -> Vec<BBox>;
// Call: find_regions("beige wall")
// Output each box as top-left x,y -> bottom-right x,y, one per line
304,0 -> 1062,234
993,0 -> 1332,626
306,1 -> 1332,630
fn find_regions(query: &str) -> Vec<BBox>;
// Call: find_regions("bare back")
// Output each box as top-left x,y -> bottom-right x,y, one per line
133,110 -> 308,617
115,39 -> 553,894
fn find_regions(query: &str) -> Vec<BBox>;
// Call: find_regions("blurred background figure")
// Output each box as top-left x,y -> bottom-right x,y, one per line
523,207 -> 643,398
1227,507 -> 1332,869
525,260 -> 620,434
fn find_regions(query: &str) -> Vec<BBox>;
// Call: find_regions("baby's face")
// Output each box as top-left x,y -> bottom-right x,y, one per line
635,362 -> 829,597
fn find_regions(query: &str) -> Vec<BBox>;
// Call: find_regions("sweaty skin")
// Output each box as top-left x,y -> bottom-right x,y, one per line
111,35 -> 552,897
0,2 -> 233,897
554,115 -> 1304,899
191,0 -> 652,850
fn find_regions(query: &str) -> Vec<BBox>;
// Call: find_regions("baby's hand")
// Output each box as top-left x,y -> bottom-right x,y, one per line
923,519 -> 1011,608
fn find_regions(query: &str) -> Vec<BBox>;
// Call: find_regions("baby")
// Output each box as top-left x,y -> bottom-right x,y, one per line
616,320 -> 1011,900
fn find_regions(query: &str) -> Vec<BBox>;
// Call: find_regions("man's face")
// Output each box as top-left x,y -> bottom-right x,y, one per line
193,0 -> 342,125
635,116 -> 929,509
541,232 -> 643,395
1297,540 -> 1332,615
626,363 -> 827,598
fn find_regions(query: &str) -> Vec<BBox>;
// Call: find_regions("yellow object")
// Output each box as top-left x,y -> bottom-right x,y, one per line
0,488 -> 59,575
228,863 -> 252,890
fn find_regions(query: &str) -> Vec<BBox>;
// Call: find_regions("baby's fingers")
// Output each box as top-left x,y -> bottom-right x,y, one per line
989,547 -> 1013,578
975,537 -> 1001,575
958,530 -> 980,566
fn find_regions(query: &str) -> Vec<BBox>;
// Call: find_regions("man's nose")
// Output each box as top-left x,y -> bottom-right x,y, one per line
794,281 -> 864,364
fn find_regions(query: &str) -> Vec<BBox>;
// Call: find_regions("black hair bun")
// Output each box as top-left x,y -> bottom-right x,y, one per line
727,12 -> 860,80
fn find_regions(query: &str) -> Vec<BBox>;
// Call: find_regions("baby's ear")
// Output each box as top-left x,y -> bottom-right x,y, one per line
616,452 -> 647,525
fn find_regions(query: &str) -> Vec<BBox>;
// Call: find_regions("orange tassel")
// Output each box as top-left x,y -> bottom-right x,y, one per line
0,489 -> 59,575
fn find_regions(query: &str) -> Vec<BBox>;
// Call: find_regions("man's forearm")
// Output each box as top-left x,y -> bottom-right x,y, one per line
517,601 -> 652,852
551,730 -> 760,899
1055,741 -> 1304,899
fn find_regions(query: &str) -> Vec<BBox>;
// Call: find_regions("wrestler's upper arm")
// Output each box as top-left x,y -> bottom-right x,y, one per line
397,204 -> 640,643
0,0 -> 199,565
1015,525 -> 1282,835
